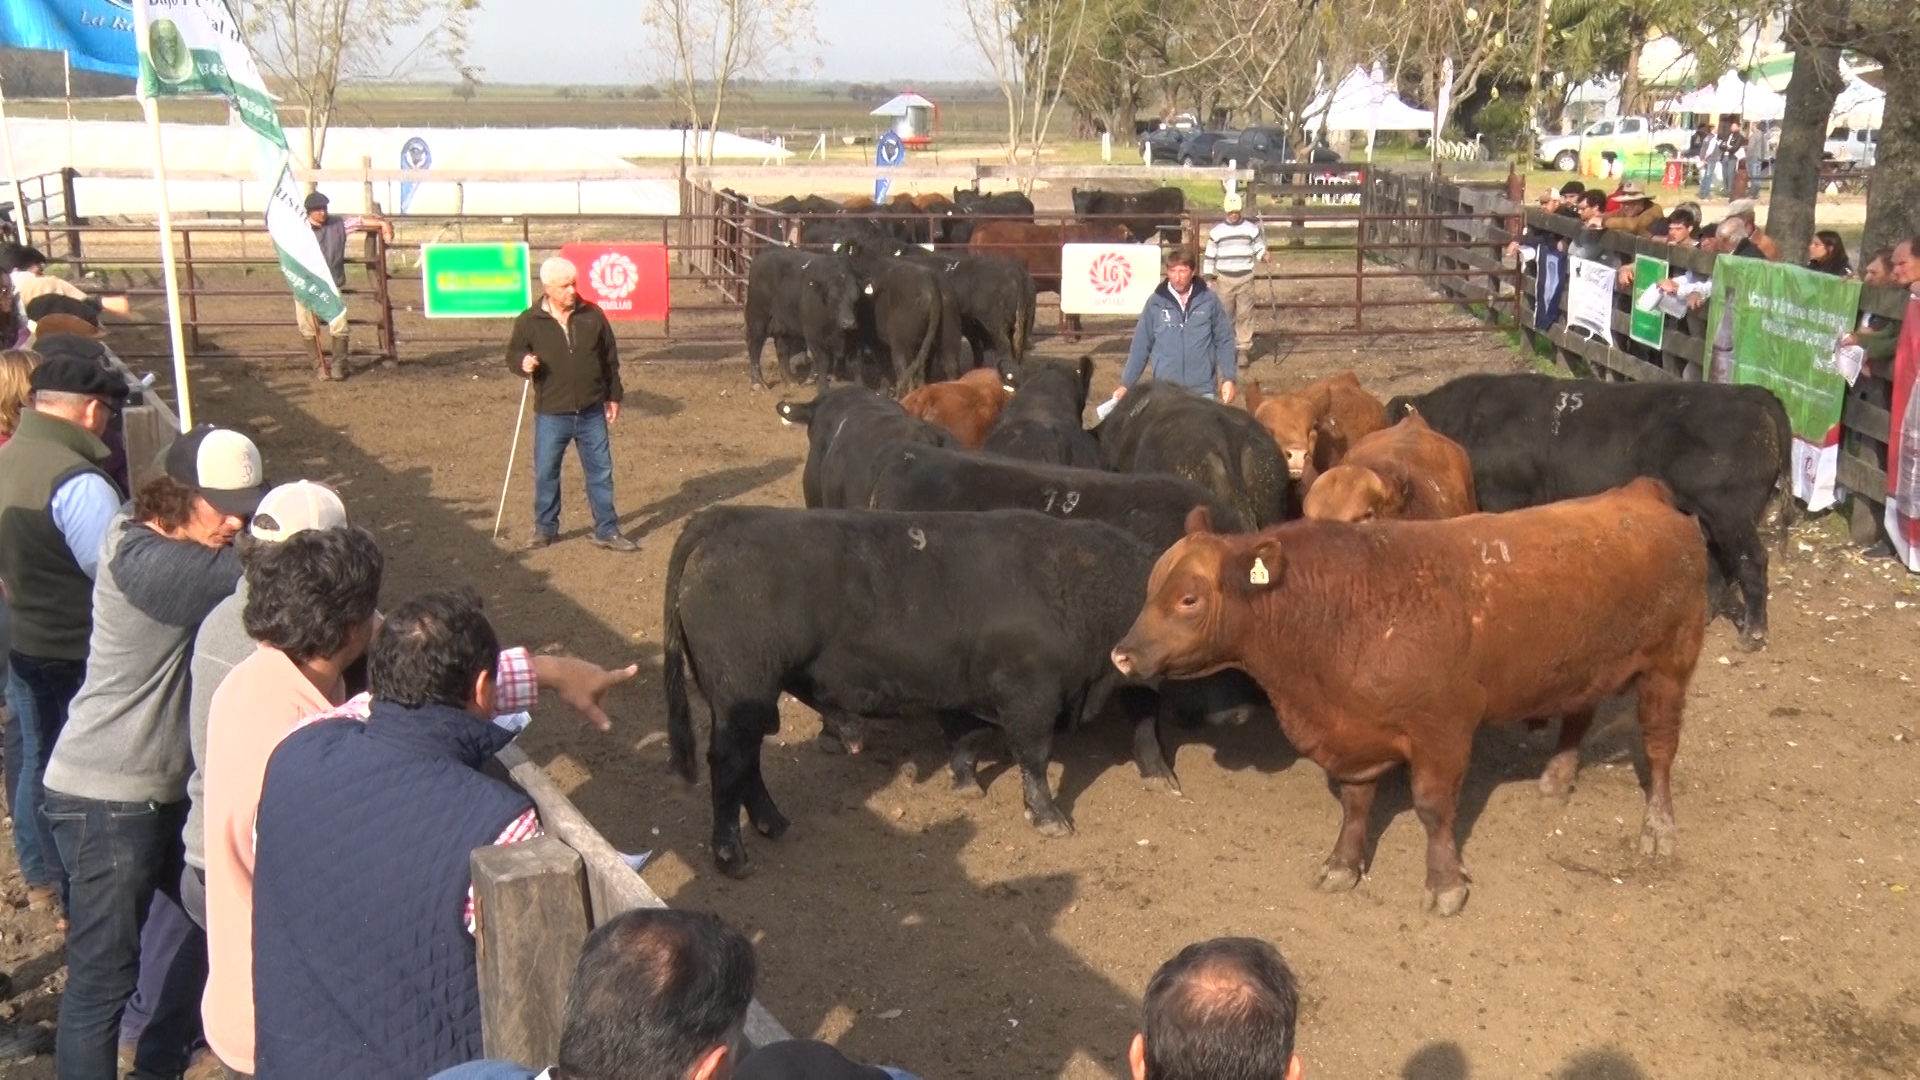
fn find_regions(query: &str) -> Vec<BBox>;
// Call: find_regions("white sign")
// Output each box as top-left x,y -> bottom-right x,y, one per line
1567,257 -> 1616,346
1061,244 -> 1162,316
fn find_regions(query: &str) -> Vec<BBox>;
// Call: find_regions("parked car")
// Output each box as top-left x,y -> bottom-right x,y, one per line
1536,115 -> 1692,171
1207,127 -> 1294,167
1140,125 -> 1187,162
1824,126 -> 1877,167
1177,131 -> 1236,165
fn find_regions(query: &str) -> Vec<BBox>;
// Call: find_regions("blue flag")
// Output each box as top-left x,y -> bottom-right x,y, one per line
874,130 -> 904,204
0,0 -> 140,78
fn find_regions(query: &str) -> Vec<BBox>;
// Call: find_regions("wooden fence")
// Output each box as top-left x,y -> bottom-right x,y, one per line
1396,175 -> 1910,542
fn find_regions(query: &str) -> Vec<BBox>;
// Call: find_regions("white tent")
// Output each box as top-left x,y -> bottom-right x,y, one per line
1660,70 -> 1787,121
1830,73 -> 1886,127
1303,65 -> 1435,162
870,92 -> 935,118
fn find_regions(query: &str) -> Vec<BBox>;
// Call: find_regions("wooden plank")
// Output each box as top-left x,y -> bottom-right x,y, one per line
1546,324 -> 1676,384
496,743 -> 793,1050
1837,454 -> 1888,502
1842,395 -> 1892,443
473,837 -> 590,1068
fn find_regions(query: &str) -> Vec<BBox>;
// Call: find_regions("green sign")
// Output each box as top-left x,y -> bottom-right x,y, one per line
1706,255 -> 1861,440
422,244 -> 532,319
1630,254 -> 1668,348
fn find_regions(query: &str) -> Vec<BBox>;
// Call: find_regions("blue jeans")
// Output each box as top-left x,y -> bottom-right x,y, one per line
533,406 -> 620,540
1698,161 -> 1718,200
119,890 -> 194,1049
45,793 -> 207,1080
6,651 -> 86,893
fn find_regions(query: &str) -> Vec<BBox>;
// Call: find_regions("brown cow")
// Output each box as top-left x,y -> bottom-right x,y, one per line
967,221 -> 1132,295
842,195 -> 877,212
899,368 -> 1011,449
1302,413 -> 1477,522
1244,372 -> 1389,487
1111,478 -> 1708,916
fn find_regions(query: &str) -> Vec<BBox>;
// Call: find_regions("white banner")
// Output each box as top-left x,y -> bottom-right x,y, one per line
1791,435 -> 1840,511
1061,244 -> 1162,316
135,0 -> 345,321
1568,257 -> 1616,346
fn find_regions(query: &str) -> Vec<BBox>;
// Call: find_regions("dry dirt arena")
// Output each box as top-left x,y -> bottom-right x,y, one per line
3,305 -> 1918,1079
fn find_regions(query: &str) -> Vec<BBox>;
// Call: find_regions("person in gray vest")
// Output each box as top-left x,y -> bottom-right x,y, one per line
43,424 -> 268,1080
0,346 -> 127,925
1202,193 -> 1268,370
300,191 -> 392,382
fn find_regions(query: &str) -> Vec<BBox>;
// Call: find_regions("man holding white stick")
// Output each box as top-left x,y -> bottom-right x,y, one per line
504,257 -> 635,552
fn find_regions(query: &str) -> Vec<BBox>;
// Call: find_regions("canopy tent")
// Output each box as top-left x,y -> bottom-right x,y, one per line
1830,73 -> 1885,127
1660,69 -> 1787,120
1304,66 -> 1435,162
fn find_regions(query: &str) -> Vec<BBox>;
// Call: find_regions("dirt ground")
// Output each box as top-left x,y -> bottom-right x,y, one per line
4,285 -> 1919,1079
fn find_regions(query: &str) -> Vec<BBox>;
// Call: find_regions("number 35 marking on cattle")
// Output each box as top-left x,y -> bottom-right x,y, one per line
1550,391 -> 1584,435
1041,489 -> 1081,514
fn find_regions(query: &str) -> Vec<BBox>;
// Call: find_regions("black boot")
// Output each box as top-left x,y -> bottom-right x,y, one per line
329,335 -> 351,381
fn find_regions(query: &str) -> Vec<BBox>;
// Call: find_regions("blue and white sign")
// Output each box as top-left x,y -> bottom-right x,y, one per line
874,130 -> 905,204
398,136 -> 431,215
0,0 -> 139,77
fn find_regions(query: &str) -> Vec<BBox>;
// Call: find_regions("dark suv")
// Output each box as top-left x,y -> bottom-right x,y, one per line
1208,127 -> 1294,167
1178,131 -> 1236,165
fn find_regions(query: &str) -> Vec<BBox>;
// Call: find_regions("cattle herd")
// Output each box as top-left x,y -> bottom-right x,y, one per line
744,186 -> 1187,394
657,355 -> 1796,918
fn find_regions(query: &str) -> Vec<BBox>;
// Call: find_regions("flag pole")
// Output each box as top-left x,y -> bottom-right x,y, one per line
0,71 -> 26,246
64,52 -> 75,168
141,96 -> 195,428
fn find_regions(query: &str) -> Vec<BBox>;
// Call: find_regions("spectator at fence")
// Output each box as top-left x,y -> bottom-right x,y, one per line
300,191 -> 392,382
0,270 -> 24,350
42,425 -> 267,1080
1129,936 -> 1303,1080
1601,183 -> 1664,236
0,351 -> 128,931
197,508 -> 632,1077
507,256 -> 637,553
3,245 -> 131,337
1203,194 -> 1268,370
1665,208 -> 1701,248
1807,231 -> 1852,277
1112,249 -> 1237,405
1722,200 -> 1781,261
1505,182 -> 1584,263
252,587 -> 641,1078
432,908 -> 757,1080
1576,190 -> 1609,231
0,347 -> 39,1007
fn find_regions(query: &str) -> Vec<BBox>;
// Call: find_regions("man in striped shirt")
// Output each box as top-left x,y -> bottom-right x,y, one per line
1202,194 -> 1269,369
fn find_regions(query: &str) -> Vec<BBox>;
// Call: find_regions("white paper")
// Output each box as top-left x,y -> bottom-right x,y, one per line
1636,284 -> 1663,312
1567,257 -> 1616,346
619,849 -> 655,872
491,711 -> 533,735
1834,344 -> 1866,385
1095,397 -> 1121,421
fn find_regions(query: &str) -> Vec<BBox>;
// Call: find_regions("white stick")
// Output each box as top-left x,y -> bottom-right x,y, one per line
143,97 -> 194,429
0,72 -> 26,246
493,378 -> 531,540
64,52 -> 73,168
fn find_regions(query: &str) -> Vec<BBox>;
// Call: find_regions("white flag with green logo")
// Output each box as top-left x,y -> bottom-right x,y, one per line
134,0 -> 346,321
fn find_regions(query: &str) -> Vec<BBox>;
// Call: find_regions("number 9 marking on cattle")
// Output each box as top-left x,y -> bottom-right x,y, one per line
907,527 -> 927,551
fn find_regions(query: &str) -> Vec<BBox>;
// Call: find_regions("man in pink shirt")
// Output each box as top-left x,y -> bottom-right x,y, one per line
198,485 -> 634,1076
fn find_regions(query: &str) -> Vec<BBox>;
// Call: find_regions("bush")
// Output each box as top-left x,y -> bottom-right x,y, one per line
1473,99 -> 1528,147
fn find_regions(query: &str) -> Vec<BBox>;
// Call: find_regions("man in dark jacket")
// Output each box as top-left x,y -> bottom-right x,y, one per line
298,192 -> 390,381
1111,249 -> 1237,404
252,589 -> 540,1080
505,256 -> 635,552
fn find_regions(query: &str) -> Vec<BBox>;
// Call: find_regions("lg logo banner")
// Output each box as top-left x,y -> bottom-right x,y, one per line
558,243 -> 671,320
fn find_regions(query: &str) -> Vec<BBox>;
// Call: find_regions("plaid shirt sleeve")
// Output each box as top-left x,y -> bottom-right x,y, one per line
494,647 -> 537,714
465,808 -> 544,934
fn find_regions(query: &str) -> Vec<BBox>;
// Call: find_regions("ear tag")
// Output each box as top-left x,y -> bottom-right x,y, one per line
1249,558 -> 1270,585
863,284 -> 875,295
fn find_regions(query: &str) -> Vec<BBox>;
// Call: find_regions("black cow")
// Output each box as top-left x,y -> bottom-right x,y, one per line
777,386 -> 958,509
946,189 -> 1036,246
982,357 -> 1103,468
1094,382 -> 1290,528
1386,373 -> 1794,649
795,217 -> 893,250
763,194 -> 844,215
664,507 -> 1180,875
840,240 -> 968,390
865,238 -> 1035,368
869,441 -> 1245,548
743,248 -> 862,388
1071,187 -> 1186,243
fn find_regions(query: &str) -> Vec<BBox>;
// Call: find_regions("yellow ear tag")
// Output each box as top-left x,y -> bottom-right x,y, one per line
1249,558 -> 1270,585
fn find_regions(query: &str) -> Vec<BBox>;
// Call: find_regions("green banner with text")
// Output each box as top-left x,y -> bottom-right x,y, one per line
1706,255 -> 1859,441
1630,254 -> 1667,348
422,244 -> 532,319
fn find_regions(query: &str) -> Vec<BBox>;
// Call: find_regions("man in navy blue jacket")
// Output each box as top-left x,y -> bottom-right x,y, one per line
1111,249 -> 1238,405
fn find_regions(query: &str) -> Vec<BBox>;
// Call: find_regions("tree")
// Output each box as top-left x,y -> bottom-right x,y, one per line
1547,0 -> 1752,113
239,0 -> 481,170
452,70 -> 480,101
1842,0 -> 1920,253
963,0 -> 1091,182
1766,0 -> 1847,264
640,0 -> 817,164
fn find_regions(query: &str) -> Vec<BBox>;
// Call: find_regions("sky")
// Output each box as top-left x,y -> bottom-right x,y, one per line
459,0 -> 984,85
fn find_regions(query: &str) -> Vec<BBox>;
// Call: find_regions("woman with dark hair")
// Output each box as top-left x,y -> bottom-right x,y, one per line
1807,231 -> 1852,277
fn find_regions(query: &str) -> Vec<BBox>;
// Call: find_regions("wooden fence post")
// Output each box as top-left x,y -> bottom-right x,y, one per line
473,836 -> 591,1067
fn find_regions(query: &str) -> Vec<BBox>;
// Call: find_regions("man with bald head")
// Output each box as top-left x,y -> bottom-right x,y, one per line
1130,937 -> 1304,1080
505,256 -> 635,551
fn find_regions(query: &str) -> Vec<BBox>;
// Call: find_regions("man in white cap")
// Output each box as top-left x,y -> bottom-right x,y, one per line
1202,193 -> 1268,369
43,423 -> 270,1080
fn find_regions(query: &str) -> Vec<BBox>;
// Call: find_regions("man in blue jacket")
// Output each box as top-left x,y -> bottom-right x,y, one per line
1110,249 -> 1238,405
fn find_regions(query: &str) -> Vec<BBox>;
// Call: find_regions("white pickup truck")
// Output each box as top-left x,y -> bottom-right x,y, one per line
1536,116 -> 1694,172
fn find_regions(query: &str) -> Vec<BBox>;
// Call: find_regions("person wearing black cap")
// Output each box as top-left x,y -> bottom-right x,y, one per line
0,347 -> 129,929
4,242 -> 131,337
42,424 -> 269,1080
300,190 -> 392,381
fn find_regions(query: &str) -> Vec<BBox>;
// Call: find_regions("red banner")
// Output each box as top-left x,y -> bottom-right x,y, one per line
559,243 -> 669,321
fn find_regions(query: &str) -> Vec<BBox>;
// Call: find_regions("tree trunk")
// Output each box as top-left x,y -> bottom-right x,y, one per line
1862,50 -> 1920,255
1769,0 -> 1847,265
1621,25 -> 1645,116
